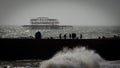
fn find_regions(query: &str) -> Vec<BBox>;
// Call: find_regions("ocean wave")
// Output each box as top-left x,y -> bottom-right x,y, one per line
40,46 -> 104,68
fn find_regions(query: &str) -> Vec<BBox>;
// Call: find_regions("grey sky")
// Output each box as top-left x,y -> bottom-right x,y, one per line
0,0 -> 120,26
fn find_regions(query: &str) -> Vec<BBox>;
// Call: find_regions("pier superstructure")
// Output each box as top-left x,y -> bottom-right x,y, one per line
23,17 -> 73,29
31,17 -> 59,25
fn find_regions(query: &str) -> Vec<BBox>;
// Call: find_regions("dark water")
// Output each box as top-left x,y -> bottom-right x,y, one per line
0,25 -> 120,39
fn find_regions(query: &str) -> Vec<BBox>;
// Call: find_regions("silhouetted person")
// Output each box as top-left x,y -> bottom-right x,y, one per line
98,36 -> 101,39
35,31 -> 41,39
80,34 -> 83,39
63,34 -> 67,39
50,37 -> 54,39
102,36 -> 105,39
72,33 -> 76,39
69,34 -> 72,39
114,35 -> 116,38
59,33 -> 62,39
114,35 -> 119,39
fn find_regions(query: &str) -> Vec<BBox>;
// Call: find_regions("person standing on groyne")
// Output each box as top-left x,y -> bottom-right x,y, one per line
69,34 -> 72,39
80,34 -> 83,39
35,31 -> 42,39
71,33 -> 76,39
63,34 -> 67,39
59,33 -> 62,39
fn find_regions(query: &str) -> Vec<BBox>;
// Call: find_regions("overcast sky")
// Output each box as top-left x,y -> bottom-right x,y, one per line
0,0 -> 120,26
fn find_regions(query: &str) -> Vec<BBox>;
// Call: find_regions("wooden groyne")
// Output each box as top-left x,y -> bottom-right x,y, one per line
0,38 -> 120,61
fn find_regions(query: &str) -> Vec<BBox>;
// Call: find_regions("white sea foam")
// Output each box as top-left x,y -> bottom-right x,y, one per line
40,47 -> 104,68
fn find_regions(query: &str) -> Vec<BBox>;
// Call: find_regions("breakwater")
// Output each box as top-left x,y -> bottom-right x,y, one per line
0,38 -> 120,61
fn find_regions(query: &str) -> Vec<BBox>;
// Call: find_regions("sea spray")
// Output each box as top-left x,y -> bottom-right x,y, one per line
40,47 -> 104,68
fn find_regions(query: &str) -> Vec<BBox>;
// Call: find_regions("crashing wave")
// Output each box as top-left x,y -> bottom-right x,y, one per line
40,47 -> 104,68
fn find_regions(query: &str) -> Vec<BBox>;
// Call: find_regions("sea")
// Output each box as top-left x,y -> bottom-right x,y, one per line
0,25 -> 120,39
0,25 -> 120,68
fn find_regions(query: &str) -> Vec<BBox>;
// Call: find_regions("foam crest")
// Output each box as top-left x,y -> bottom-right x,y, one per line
40,47 -> 104,68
